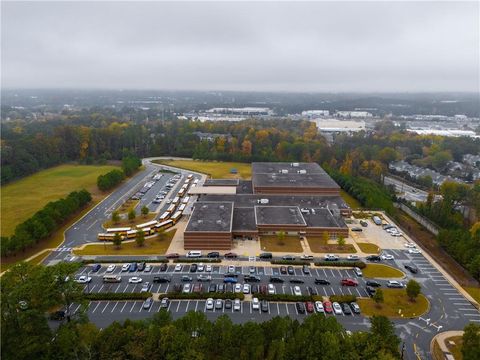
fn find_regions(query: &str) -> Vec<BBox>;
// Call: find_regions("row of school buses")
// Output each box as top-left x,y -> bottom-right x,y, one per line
97,174 -> 197,241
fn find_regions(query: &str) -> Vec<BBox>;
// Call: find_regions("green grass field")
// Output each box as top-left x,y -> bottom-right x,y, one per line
260,235 -> 303,253
356,242 -> 380,254
340,190 -> 362,209
357,289 -> 429,318
362,264 -> 405,278
1,164 -> 119,236
154,159 -> 252,179
306,236 -> 357,254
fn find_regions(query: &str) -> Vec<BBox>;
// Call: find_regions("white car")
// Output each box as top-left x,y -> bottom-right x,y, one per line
387,280 -> 404,288
140,282 -> 151,293
182,283 -> 191,293
233,299 -> 241,311
144,264 -> 152,272
324,254 -> 339,261
300,255 -> 314,260
174,264 -> 182,272
252,297 -> 260,310
391,232 -> 403,237
197,263 -> 205,272
268,284 -> 276,294
381,254 -> 395,260
106,264 -> 116,273
315,301 -> 324,313
234,283 -> 242,293
243,283 -> 251,294
228,265 -> 235,273
404,243 -> 416,248
129,277 -> 142,284
293,286 -> 302,296
347,255 -> 359,261
332,302 -> 343,315
408,248 -> 422,254
206,298 -> 214,310
122,263 -> 130,272
353,267 -> 363,277
205,265 -> 212,272
75,276 -> 92,284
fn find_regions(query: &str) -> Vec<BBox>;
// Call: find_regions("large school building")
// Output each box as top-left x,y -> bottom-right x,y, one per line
184,162 -> 350,250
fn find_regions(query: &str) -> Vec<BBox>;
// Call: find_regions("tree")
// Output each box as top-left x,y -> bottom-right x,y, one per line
276,231 -> 286,246
113,233 -> 122,248
135,230 -> 145,247
373,288 -> 384,307
462,323 -> 480,360
128,209 -> 136,222
405,279 -> 421,301
337,235 -> 346,248
111,211 -> 120,224
369,316 -> 401,358
141,206 -> 149,217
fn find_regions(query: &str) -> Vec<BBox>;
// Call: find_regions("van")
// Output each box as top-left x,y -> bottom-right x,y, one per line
372,216 -> 382,226
103,275 -> 122,283
186,250 -> 202,258
259,252 -> 273,259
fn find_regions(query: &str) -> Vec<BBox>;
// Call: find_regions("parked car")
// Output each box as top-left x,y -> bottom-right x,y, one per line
404,264 -> 419,274
189,264 -> 198,272
192,284 -> 203,293
160,263 -> 168,272
129,277 -> 142,284
302,265 -> 310,274
129,263 -> 137,272
323,301 -> 333,313
296,302 -> 306,314
293,286 -> 302,296
248,297 -> 258,310
259,252 -> 273,259
332,302 -> 343,315
197,275 -> 211,281
166,253 -> 180,259
160,297 -> 169,308
225,283 -> 233,293
174,264 -> 182,272
233,299 -> 241,311
307,286 -> 317,296
366,286 -> 377,297
353,267 -> 363,277
197,263 -> 205,272
261,300 -> 269,312
144,264 -> 152,272
341,278 -> 358,286
268,284 -> 275,294
91,264 -> 101,272
224,277 -> 238,284
153,276 -> 171,283
234,283 -> 242,293
215,299 -> 223,310
209,284 -> 217,293
49,310 -> 66,321
137,262 -> 146,271
207,252 -> 220,258
366,280 -> 381,287
143,297 -> 153,310
315,301 -> 324,313
315,278 -> 331,285
122,263 -> 130,272
347,255 -> 359,261
387,280 -> 404,288
270,276 -> 284,283
360,220 -> 368,227
341,303 -> 352,315
351,227 -> 363,232
205,265 -> 212,272
224,252 -> 238,259
366,255 -> 381,262
300,255 -> 314,260
305,302 -> 315,313
106,264 -> 116,273
408,248 -> 422,254
75,276 -> 92,284
381,254 -> 394,260
282,255 -> 296,261
244,275 -> 261,282
280,266 -> 287,274
350,302 -> 361,314
182,283 -> 191,293
324,254 -> 339,261
228,265 -> 236,274
242,283 -> 251,294
181,275 -> 193,282
206,298 -> 214,310
225,299 -> 232,309
140,282 -> 151,293
287,266 -> 295,275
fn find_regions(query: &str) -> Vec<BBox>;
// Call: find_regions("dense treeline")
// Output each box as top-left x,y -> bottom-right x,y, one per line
1,262 -> 402,360
121,154 -> 142,176
97,169 -> 125,191
1,190 -> 91,257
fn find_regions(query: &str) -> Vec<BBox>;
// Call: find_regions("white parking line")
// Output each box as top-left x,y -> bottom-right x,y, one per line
120,302 -> 128,312
195,301 -> 199,312
101,302 -> 109,313
92,302 -> 101,313
73,304 -> 81,313
276,303 -> 279,314
130,302 -> 136,312
285,303 -> 289,315
176,301 -> 181,312
90,284 -> 97,292
111,302 -> 119,312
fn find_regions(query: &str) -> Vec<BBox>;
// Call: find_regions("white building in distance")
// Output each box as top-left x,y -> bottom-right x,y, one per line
336,111 -> 373,118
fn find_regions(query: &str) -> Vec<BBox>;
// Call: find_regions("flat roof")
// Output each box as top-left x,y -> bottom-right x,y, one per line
204,179 -> 240,186
236,180 -> 253,194
251,162 -> 339,190
188,186 -> 237,195
302,208 -> 348,228
254,206 -> 306,226
199,194 -> 349,212
185,202 -> 234,232
232,207 -> 257,231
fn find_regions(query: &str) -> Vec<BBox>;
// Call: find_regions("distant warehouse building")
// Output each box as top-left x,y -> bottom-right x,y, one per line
183,162 -> 350,250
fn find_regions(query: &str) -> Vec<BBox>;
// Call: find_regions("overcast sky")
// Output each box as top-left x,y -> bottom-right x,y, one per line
2,1 -> 478,92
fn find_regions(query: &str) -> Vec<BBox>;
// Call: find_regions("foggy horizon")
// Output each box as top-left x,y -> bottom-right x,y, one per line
2,1 -> 479,93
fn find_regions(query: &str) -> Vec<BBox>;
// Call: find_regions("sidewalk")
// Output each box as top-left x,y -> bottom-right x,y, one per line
430,331 -> 463,359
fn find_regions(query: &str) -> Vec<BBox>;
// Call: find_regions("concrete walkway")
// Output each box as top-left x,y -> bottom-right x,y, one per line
431,330 -> 464,359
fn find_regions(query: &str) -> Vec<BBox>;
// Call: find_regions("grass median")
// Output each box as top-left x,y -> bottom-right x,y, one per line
357,289 -> 429,318
356,243 -> 380,254
74,229 -> 176,256
362,264 -> 404,278
154,159 -> 252,179
307,236 -> 357,254
260,235 -> 303,253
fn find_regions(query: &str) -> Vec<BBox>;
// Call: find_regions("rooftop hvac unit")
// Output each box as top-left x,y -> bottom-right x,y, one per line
281,169 -> 289,174
259,198 -> 269,204
292,162 -> 300,167
298,169 -> 307,174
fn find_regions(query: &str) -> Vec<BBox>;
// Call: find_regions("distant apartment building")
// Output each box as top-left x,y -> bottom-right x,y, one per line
205,107 -> 273,116
336,111 -> 373,118
193,131 -> 232,142
301,110 -> 330,118
389,160 -> 464,186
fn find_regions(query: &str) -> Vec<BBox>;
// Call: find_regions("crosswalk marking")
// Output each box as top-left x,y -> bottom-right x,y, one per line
56,246 -> 72,252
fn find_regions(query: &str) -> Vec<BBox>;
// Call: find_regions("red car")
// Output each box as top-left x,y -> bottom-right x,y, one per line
323,301 -> 333,314
224,252 -> 238,259
341,278 -> 359,287
166,253 -> 180,259
305,302 -> 314,313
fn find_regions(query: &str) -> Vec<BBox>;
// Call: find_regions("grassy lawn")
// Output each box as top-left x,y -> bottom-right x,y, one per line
154,159 -> 252,179
1,164 -> 119,236
356,242 -> 380,254
463,286 -> 480,304
102,213 -> 157,229
74,229 -> 177,256
260,235 -> 303,253
357,289 -> 429,318
362,264 -> 404,278
445,336 -> 463,360
116,199 -> 140,215
306,236 -> 357,254
340,190 -> 362,209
